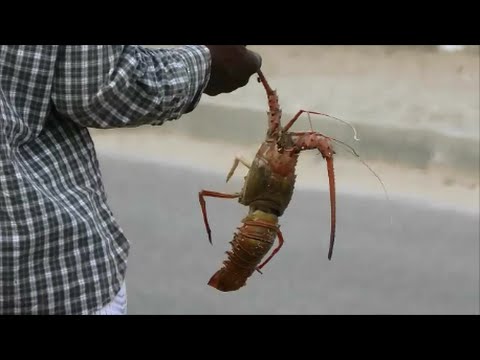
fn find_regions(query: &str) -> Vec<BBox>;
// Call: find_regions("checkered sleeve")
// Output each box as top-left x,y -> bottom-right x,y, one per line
51,45 -> 211,128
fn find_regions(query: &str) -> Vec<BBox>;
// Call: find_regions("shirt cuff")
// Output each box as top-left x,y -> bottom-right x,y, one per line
179,45 -> 211,114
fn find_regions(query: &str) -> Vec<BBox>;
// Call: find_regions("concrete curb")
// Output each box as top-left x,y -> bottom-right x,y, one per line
98,103 -> 478,178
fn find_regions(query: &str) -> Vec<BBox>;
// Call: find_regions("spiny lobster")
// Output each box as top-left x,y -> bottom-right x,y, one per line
198,69 -> 364,292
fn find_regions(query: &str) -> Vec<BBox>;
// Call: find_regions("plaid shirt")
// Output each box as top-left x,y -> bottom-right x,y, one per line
0,45 -> 211,314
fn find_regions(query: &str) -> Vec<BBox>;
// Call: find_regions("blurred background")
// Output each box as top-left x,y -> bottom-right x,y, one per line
90,45 -> 479,314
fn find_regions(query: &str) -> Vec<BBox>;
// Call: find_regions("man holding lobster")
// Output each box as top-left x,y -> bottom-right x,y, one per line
0,45 -> 262,315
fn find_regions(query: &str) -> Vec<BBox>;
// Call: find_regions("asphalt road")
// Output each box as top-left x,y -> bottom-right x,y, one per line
98,154 -> 479,315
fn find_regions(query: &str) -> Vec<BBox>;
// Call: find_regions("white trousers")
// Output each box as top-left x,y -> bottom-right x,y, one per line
93,282 -> 127,315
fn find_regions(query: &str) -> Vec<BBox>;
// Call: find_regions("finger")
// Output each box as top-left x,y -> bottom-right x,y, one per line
234,49 -> 261,86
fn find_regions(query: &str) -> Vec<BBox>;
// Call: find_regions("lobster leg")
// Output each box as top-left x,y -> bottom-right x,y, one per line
226,156 -> 251,183
198,190 -> 240,245
290,132 -> 337,260
256,226 -> 285,271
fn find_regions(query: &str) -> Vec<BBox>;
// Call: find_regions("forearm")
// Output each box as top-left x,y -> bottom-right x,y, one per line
51,45 -> 211,128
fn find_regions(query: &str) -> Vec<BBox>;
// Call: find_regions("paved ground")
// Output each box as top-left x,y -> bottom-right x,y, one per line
98,154 -> 479,315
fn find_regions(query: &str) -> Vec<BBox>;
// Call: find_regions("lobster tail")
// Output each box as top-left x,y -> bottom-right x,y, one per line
208,210 -> 281,292
207,269 -> 233,291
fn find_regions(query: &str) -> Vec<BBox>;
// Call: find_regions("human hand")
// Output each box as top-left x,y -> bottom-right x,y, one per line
203,45 -> 262,96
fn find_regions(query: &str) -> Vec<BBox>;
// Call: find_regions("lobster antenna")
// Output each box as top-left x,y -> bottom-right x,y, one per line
293,132 -> 360,157
331,138 -> 393,226
256,70 -> 359,142
307,112 -> 314,132
329,137 -> 360,157
257,70 -> 274,95
306,111 -> 360,142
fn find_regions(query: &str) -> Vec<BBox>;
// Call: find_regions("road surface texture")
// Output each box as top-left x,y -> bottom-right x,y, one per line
98,155 -> 479,315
